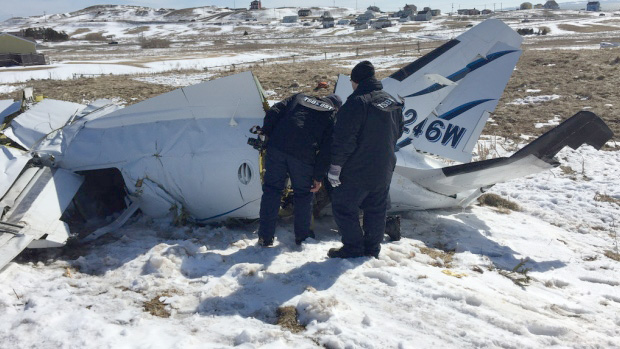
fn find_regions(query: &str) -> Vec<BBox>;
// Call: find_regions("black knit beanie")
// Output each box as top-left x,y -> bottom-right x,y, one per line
350,61 -> 375,83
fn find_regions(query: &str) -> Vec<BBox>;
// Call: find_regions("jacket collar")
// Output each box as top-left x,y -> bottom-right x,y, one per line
352,77 -> 383,96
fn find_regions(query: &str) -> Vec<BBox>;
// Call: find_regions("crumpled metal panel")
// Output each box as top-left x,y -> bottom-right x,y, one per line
3,99 -> 85,150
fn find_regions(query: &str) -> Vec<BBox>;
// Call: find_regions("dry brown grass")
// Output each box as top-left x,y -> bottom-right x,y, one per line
441,20 -> 474,30
399,24 -> 423,33
70,28 -> 91,36
418,246 -> 454,268
492,48 -> 620,142
164,8 -> 199,17
125,26 -> 150,35
604,250 -> 620,261
594,193 -> 620,206
557,24 -> 620,33
84,32 -> 107,41
143,293 -> 171,318
0,75 -> 176,104
276,306 -> 305,333
478,193 -> 521,212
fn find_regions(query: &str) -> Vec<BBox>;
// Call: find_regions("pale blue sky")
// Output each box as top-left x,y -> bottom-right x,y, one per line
1,1 -> 527,21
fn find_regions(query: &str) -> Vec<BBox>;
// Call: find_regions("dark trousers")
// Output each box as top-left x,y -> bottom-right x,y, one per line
331,182 -> 389,255
259,147 -> 314,240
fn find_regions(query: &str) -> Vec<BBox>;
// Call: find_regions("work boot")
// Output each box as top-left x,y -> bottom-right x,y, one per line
257,236 -> 274,247
364,249 -> 380,259
385,215 -> 401,241
327,247 -> 364,259
295,231 -> 316,245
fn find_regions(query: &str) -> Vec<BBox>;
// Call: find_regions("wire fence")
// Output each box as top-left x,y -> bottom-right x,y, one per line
69,41 -> 444,79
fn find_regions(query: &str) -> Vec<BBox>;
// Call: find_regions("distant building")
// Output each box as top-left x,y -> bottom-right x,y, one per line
0,33 -> 45,67
337,19 -> 351,25
249,1 -> 261,10
0,32 -> 36,54
543,1 -> 559,9
367,6 -> 381,12
298,9 -> 311,17
415,10 -> 432,21
321,11 -> 332,18
431,9 -> 441,16
355,23 -> 369,30
394,4 -> 417,18
520,2 -> 533,10
534,3 -> 544,9
482,9 -> 493,14
587,1 -> 601,11
404,4 -> 417,14
322,16 -> 335,28
282,16 -> 298,23
372,18 -> 392,29
357,10 -> 376,23
423,7 -> 431,11
458,9 -> 481,15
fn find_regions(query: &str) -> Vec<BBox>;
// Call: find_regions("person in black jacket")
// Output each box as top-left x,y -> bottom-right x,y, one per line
258,93 -> 342,246
327,61 -> 404,258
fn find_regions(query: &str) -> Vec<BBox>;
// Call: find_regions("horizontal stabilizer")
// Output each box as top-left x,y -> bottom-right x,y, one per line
399,111 -> 614,196
510,111 -> 613,162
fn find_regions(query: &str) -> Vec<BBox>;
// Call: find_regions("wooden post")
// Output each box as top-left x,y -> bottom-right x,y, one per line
356,47 -> 359,56
324,52 -> 327,60
417,41 -> 420,53
384,46 -> 387,55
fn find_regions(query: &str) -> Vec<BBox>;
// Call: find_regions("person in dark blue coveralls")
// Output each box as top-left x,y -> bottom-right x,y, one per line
327,61 -> 404,258
258,93 -> 342,246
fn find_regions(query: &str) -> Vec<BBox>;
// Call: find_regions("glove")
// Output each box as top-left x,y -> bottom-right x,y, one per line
327,165 -> 342,187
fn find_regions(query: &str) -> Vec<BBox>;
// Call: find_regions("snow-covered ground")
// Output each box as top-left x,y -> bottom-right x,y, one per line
1,6 -> 619,348
1,145 -> 618,348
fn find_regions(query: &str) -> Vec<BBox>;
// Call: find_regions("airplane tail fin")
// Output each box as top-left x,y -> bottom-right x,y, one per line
380,19 -> 523,163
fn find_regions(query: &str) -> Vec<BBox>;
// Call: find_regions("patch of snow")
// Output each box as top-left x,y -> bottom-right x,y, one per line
535,115 -> 562,128
509,95 -> 561,105
0,85 -> 24,95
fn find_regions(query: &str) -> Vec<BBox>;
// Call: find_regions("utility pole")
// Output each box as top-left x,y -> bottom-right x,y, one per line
494,3 -> 496,12
44,11 -> 46,23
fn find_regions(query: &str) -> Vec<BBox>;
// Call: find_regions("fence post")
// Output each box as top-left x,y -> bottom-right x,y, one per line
384,46 -> 387,55
324,52 -> 327,60
356,47 -> 359,56
417,41 -> 420,53
262,59 -> 265,66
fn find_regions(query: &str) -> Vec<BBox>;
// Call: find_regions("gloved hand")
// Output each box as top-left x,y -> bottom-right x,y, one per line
327,165 -> 342,187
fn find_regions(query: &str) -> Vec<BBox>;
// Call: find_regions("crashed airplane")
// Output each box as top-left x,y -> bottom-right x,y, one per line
0,19 -> 614,269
